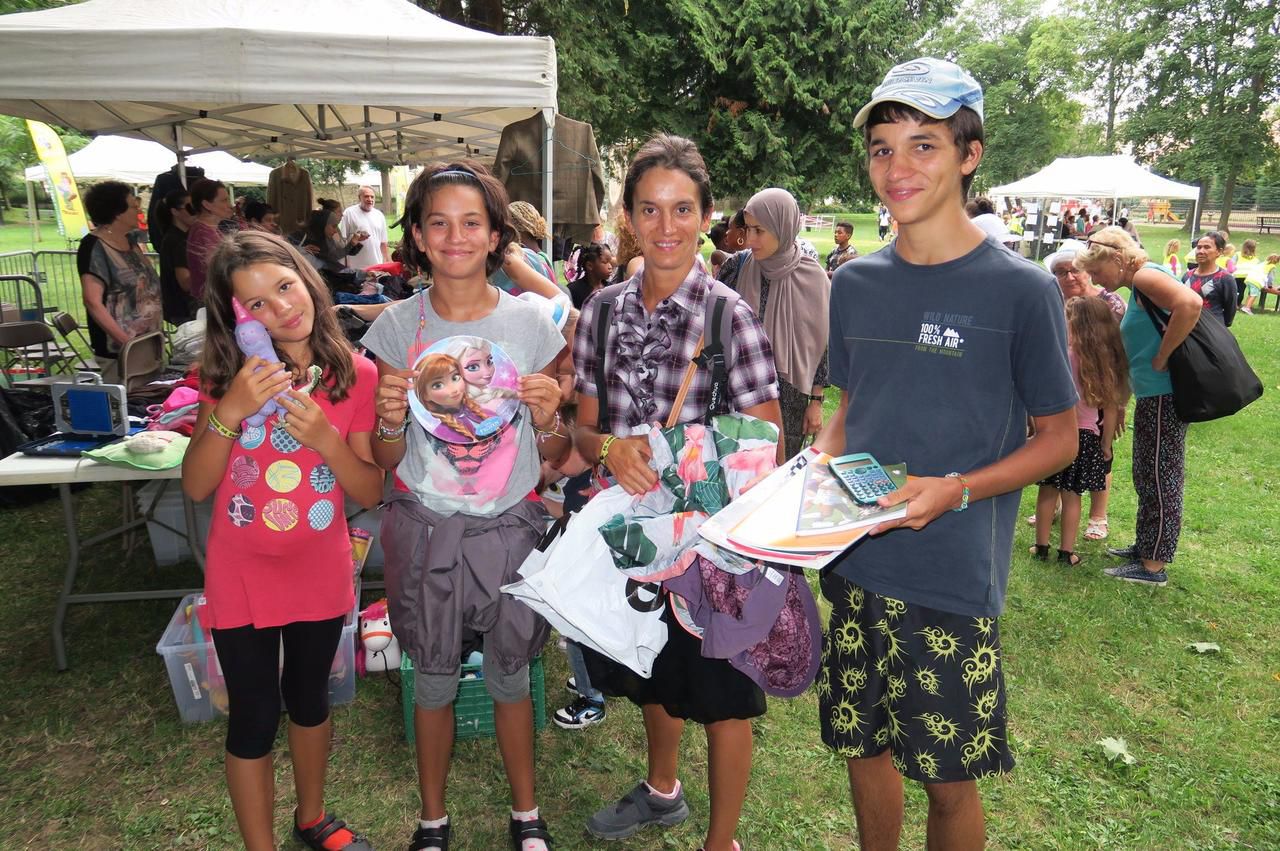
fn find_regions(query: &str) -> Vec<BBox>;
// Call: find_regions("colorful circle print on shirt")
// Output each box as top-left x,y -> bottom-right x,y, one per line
309,464 -> 336,494
227,493 -> 255,528
230,456 -> 260,489
262,498 -> 299,532
265,459 -> 302,493
270,423 -> 302,454
308,499 -> 335,531
407,335 -> 522,444
239,424 -> 266,450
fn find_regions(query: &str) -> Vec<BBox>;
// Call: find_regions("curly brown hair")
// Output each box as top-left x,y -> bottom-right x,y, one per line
1065,296 -> 1130,410
200,231 -> 356,403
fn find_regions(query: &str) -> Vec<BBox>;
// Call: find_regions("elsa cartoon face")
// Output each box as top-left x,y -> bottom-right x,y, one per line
457,345 -> 496,389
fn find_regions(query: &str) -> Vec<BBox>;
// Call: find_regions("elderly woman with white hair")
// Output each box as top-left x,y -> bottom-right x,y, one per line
1074,226 -> 1201,587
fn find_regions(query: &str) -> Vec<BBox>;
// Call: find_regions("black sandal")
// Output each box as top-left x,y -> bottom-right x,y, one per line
509,815 -> 553,850
410,820 -> 451,851
1029,544 -> 1049,561
292,812 -> 374,851
1057,549 -> 1082,566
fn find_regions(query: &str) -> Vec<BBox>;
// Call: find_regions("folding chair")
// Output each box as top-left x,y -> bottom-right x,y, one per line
119,330 -> 167,394
49,312 -> 99,373
0,320 -> 58,384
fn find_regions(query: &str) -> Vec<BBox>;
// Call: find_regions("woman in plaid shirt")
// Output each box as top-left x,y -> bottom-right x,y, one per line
572,134 -> 782,851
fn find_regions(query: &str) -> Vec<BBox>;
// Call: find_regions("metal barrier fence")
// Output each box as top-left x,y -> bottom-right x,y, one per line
0,249 -> 161,332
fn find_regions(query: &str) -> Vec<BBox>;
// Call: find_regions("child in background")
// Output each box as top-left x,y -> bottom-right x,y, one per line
363,161 -> 569,851
566,243 -> 616,309
1237,239 -> 1262,315
1032,296 -> 1131,566
1164,238 -> 1181,277
181,231 -> 383,851
1221,242 -> 1237,273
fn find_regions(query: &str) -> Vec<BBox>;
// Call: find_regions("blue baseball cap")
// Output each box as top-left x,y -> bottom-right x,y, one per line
853,57 -> 984,129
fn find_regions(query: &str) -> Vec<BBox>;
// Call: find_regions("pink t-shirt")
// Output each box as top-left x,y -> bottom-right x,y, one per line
201,355 -> 377,629
1068,350 -> 1102,434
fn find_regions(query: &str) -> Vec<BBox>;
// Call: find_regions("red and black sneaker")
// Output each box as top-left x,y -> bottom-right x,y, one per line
293,810 -> 375,851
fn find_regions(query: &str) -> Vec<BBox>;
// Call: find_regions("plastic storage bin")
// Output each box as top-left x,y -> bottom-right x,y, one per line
155,593 -> 357,723
136,480 -> 213,566
401,653 -> 546,742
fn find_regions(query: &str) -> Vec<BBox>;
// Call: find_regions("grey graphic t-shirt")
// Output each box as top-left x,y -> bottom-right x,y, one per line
827,238 -> 1076,617
361,289 -> 564,517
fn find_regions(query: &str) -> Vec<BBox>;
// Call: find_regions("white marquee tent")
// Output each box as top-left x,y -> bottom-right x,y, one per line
991,155 -> 1202,223
24,135 -> 273,187
0,0 -> 557,165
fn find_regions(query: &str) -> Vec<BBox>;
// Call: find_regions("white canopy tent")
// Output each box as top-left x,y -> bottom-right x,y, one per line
991,155 -> 1202,227
24,135 -> 273,186
0,0 -> 558,239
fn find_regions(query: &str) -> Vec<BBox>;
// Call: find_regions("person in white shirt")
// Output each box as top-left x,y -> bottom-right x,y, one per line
339,185 -> 389,269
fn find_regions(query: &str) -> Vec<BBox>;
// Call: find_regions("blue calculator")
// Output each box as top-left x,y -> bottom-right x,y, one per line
828,453 -> 899,505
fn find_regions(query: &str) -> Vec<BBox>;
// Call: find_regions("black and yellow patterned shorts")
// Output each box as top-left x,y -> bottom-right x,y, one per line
817,572 -> 1015,783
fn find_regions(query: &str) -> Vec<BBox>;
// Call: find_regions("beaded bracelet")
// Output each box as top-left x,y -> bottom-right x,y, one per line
207,410 -> 242,441
531,410 -> 567,443
375,417 -> 408,443
946,472 -> 970,512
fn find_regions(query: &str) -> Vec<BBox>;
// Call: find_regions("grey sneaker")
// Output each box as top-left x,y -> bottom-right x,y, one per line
1103,561 -> 1168,586
586,781 -> 690,840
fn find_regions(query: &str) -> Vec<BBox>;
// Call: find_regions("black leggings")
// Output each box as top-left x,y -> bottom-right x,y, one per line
210,616 -> 345,759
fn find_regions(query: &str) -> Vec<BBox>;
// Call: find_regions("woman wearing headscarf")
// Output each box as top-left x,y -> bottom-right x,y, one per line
737,188 -> 831,458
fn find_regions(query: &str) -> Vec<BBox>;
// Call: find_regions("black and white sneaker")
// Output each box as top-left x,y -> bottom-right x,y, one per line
1106,544 -> 1139,559
553,696 -> 605,730
1103,561 -> 1168,586
565,676 -> 579,696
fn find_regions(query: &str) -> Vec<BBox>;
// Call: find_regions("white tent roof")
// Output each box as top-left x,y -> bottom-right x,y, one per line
990,155 -> 1200,201
24,135 -> 273,186
0,0 -> 557,164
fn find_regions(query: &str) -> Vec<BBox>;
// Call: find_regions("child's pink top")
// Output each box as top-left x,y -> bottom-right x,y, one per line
200,354 -> 377,629
1069,350 -> 1102,435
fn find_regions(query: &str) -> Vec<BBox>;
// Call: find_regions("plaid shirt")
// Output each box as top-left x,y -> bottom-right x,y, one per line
574,263 -> 779,434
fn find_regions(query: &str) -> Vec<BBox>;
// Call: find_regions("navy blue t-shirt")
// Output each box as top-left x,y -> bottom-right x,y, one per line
828,237 -> 1076,618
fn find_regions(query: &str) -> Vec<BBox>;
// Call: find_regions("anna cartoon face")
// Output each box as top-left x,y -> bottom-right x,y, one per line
419,362 -> 467,412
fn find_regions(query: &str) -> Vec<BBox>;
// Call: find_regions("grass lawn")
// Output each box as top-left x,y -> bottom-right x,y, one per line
1,212 -> 1278,849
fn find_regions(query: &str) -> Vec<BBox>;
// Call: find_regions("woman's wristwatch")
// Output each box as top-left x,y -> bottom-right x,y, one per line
808,394 -> 825,404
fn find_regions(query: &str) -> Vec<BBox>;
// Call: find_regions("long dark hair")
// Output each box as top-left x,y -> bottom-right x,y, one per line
398,160 -> 514,278
200,231 -> 356,402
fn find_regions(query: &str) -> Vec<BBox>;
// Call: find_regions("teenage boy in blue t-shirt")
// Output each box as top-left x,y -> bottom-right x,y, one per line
811,58 -> 1079,849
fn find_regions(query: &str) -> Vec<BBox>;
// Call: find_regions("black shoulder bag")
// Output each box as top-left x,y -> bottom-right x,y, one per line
1135,289 -> 1262,423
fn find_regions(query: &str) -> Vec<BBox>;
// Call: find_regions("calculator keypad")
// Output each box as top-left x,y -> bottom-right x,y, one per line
839,465 -> 895,503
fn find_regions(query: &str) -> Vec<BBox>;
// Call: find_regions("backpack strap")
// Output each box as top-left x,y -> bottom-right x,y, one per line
590,282 -> 629,435
693,280 -> 739,422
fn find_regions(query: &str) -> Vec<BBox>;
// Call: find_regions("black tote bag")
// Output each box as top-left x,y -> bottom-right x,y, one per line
1135,290 -> 1262,423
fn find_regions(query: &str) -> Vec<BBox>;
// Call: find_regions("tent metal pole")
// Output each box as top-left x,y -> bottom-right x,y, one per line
26,179 -> 39,244
173,124 -> 187,188
542,108 -> 555,258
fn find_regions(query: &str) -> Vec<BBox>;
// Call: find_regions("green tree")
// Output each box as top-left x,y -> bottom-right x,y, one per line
1124,0 -> 1280,232
423,0 -> 955,205
922,0 -> 1086,192
0,114 -> 88,222
1069,0 -> 1153,148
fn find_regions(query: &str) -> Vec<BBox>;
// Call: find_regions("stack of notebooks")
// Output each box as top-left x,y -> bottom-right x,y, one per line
698,448 -> 907,570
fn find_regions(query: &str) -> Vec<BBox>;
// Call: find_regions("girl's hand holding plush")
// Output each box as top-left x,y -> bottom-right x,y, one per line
215,355 -> 292,426
278,390 -> 339,456
517,372 -> 561,429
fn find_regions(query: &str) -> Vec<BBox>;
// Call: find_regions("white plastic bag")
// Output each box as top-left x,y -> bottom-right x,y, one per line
502,486 -> 668,677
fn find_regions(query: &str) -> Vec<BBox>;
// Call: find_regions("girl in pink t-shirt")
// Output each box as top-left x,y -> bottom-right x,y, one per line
182,231 -> 382,851
1031,296 -> 1131,566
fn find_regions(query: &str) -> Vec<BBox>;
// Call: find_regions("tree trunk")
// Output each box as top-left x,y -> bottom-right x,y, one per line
1105,65 -> 1117,147
1216,169 -> 1237,232
473,0 -> 504,32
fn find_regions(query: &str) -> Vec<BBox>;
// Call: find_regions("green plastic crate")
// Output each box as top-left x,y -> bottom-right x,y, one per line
401,653 -> 546,742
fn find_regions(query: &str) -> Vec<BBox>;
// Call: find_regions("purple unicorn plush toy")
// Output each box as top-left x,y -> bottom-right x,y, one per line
231,297 -> 289,428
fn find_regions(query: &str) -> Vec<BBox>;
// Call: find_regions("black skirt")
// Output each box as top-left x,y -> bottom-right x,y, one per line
582,599 -> 766,725
1040,429 -> 1109,494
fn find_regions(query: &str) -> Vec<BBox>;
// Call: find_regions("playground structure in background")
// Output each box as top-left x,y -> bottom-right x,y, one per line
1146,200 -> 1184,223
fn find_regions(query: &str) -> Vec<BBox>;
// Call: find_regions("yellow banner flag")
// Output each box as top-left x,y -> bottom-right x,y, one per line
26,120 -> 90,240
